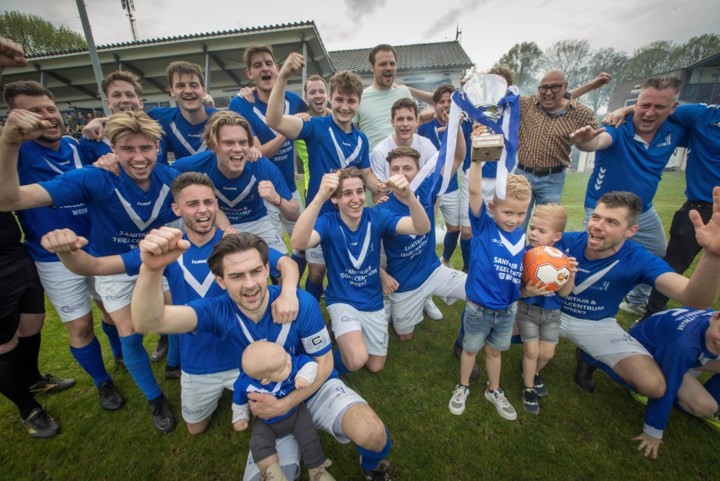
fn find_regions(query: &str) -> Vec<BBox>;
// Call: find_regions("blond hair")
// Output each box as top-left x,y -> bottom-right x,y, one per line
105,111 -> 163,145
531,203 -> 567,232
202,111 -> 254,152
502,174 -> 532,202
102,71 -> 143,97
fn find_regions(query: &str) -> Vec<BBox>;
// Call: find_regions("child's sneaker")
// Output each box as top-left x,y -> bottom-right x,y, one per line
701,412 -> 720,432
533,373 -> 548,397
522,388 -> 539,415
629,389 -> 648,406
485,386 -> 517,420
448,384 -> 470,415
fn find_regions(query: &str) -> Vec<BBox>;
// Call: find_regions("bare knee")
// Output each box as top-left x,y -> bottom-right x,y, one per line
484,344 -> 501,359
397,331 -> 414,342
343,351 -> 368,372
307,264 -> 326,283
638,374 -> 666,399
343,405 -> 386,451
186,420 -> 210,435
66,315 -> 95,346
538,343 -> 557,363
523,342 -> 539,360
365,356 -> 386,373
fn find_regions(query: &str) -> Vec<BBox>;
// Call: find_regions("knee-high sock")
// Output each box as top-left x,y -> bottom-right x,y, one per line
291,250 -> 307,281
167,334 -> 180,368
120,333 -> 162,401
305,279 -> 323,302
442,230 -> 460,262
70,336 -> 111,388
704,374 -> 720,405
460,238 -> 471,271
101,321 -> 123,359
16,332 -> 42,385
0,348 -> 40,419
358,426 -> 392,473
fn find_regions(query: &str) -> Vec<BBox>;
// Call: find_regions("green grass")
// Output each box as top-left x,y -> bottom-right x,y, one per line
2,171 -> 718,481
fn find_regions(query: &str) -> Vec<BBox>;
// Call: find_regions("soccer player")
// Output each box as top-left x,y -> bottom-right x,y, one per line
41,171 -> 300,436
296,75 -> 332,194
131,231 -> 396,481
292,168 -> 431,373
173,110 -> 299,254
265,52 -> 386,302
148,61 -> 217,162
0,110 -> 193,432
1,80 -> 122,412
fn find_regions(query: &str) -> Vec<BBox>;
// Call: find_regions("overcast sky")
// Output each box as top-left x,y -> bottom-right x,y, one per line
3,0 -> 719,70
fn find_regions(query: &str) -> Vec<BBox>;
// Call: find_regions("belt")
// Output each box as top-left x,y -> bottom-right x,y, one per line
517,163 -> 564,177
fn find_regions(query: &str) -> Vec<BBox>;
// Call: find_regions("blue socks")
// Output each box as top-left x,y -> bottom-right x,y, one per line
101,321 -> 123,359
292,250 -> 307,280
167,334 -> 180,369
442,230 -> 460,263
70,337 -> 111,388
120,333 -> 162,401
332,348 -> 350,375
704,374 -> 720,404
460,237 -> 471,271
358,426 -> 392,473
305,279 -> 324,302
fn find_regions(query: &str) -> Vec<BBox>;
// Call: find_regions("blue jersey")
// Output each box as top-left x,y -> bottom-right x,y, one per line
315,208 -> 401,311
148,106 -> 217,161
418,119 -> 459,193
40,164 -> 180,256
228,91 -> 306,193
122,230 -> 283,374
297,116 -> 370,214
79,136 -> 168,166
173,152 -> 292,225
189,286 -> 333,377
233,354 -> 314,424
16,138 -> 93,262
379,176 -> 441,292
630,308 -> 720,436
556,232 -> 673,320
466,203 -> 525,309
585,117 -> 686,212
671,104 -> 720,203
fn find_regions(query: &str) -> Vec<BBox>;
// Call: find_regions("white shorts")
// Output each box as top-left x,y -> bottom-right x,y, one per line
243,435 -> 301,481
439,190 -> 461,227
389,265 -> 466,335
95,272 -> 169,313
305,244 -> 325,266
559,313 -> 652,367
180,368 -> 239,424
327,303 -> 388,356
34,261 -> 97,323
265,190 -> 304,237
234,217 -> 288,254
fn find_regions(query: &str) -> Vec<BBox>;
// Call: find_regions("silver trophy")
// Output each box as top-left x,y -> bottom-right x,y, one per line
462,73 -> 507,162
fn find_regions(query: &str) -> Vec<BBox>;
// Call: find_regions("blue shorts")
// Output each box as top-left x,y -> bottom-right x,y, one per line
462,301 -> 516,353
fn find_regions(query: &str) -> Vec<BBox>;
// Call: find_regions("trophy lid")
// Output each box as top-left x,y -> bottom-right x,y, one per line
462,73 -> 508,108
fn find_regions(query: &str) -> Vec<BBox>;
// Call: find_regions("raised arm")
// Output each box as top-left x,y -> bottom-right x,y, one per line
570,72 -> 612,100
131,227 -> 199,334
41,228 -> 125,276
271,255 -> 300,324
569,125 -> 612,152
406,85 -> 433,104
655,186 -> 720,308
265,52 -> 305,139
387,174 -> 431,235
467,126 -> 485,217
291,172 -> 337,250
257,180 -> 300,221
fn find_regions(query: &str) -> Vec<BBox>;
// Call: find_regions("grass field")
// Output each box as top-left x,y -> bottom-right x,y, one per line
2,171 -> 718,481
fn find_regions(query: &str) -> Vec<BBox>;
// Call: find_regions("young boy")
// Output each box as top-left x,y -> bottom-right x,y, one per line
517,204 -> 577,415
448,143 -> 532,420
232,341 -> 335,481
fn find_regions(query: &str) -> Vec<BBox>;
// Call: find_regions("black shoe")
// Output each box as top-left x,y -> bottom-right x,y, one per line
575,347 -> 596,393
98,380 -> 124,411
533,374 -> 548,398
362,459 -> 392,481
28,374 -> 76,394
150,335 -> 169,362
149,394 -> 176,433
453,343 -> 480,380
165,365 -> 181,380
522,388 -> 539,415
22,407 -> 60,438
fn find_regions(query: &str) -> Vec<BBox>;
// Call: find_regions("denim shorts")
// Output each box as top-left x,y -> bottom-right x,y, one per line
515,300 -> 561,343
462,300 -> 516,353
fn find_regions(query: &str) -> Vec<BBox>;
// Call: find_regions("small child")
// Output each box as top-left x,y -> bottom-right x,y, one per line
448,145 -> 532,421
232,341 -> 335,481
518,204 -> 577,415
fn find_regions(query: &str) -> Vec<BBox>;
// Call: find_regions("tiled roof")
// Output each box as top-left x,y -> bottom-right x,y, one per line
26,21 -> 316,58
329,41 -> 473,72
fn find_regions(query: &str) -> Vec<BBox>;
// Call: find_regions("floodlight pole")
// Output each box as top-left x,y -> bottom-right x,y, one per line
76,0 -> 109,115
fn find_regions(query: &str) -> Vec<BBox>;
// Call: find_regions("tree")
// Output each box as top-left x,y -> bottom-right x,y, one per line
494,41 -> 543,94
540,39 -> 592,86
0,11 -> 86,56
623,40 -> 678,80
672,33 -> 720,67
580,47 -> 628,116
